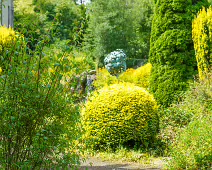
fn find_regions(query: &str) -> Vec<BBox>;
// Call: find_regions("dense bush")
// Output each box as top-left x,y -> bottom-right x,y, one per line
150,65 -> 188,107
167,115 -> 212,169
14,1 -> 48,50
0,26 -> 16,51
94,63 -> 152,90
93,68 -> 118,89
119,63 -> 152,89
192,6 -> 212,80
15,0 -> 88,50
81,83 -> 159,150
159,72 -> 212,153
53,1 -> 81,40
0,28 -> 81,168
0,26 -> 25,69
149,0 -> 209,107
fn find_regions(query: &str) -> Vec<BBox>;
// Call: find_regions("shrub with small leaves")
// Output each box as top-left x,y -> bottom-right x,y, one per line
0,26 -> 25,69
159,72 -> 212,155
93,68 -> 118,89
81,83 -> 159,150
0,28 -> 81,169
119,63 -> 152,89
167,115 -> 212,169
192,6 -> 212,80
0,26 -> 16,51
149,0 -> 209,107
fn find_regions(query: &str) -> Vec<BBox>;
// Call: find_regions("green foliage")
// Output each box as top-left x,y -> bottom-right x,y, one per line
0,29 -> 81,168
83,0 -> 154,66
14,0 -> 49,50
0,26 -> 16,51
93,68 -> 118,89
61,51 -> 95,101
81,83 -> 159,150
159,72 -> 212,154
192,7 -> 212,80
43,44 -> 95,77
53,1 -> 80,40
14,0 -> 88,50
150,65 -> 188,107
119,63 -> 152,89
33,0 -> 56,20
41,43 -> 95,102
94,63 -> 152,90
167,115 -> 212,169
149,0 -> 209,107
0,27 -> 26,69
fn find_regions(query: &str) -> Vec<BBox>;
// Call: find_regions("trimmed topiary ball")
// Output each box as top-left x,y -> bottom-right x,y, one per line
81,83 -> 159,149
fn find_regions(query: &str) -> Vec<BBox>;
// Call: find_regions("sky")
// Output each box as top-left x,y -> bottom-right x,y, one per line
77,0 -> 91,5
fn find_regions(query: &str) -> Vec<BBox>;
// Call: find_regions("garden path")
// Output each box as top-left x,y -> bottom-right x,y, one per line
79,157 -> 165,170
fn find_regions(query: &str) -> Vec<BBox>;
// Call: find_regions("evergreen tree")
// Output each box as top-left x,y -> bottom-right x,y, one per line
149,0 -> 209,107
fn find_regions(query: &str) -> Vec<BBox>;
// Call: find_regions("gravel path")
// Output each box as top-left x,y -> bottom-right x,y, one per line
79,157 -> 165,170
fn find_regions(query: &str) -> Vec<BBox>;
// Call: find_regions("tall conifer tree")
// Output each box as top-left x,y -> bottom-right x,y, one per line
149,0 -> 209,106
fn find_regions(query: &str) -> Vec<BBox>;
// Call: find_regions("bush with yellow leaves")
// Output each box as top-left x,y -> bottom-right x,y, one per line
192,7 -> 212,80
93,68 -> 118,89
93,63 -> 152,90
0,26 -> 16,52
119,63 -> 152,89
81,83 -> 159,149
0,26 -> 25,70
0,67 -> 2,75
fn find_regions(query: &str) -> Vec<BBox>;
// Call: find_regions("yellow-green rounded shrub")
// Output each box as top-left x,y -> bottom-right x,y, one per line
81,83 -> 159,149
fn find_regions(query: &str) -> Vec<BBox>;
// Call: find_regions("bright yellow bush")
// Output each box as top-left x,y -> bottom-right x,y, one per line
119,63 -> 152,89
93,63 -> 152,90
192,7 -> 212,80
93,68 -> 118,89
0,27 -> 25,70
81,83 -> 159,149
118,68 -> 135,83
0,26 -> 16,52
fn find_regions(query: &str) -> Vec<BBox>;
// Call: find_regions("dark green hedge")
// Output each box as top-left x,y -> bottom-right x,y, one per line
150,65 -> 188,106
149,0 -> 209,107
